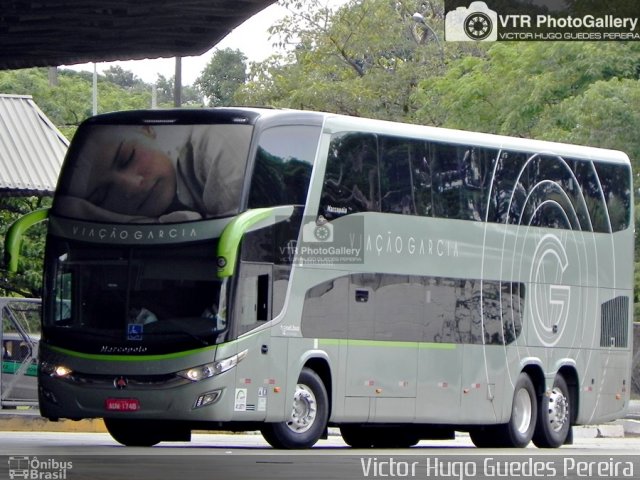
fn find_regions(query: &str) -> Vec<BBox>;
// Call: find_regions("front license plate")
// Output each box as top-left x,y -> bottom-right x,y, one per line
105,398 -> 140,412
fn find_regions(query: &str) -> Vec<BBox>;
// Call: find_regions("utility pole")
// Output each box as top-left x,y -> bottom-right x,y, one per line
174,57 -> 182,107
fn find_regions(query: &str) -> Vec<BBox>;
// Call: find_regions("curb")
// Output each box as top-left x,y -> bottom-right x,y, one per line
0,411 -> 106,433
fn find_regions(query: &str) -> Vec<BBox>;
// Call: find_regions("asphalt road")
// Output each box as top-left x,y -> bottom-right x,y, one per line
0,431 -> 638,480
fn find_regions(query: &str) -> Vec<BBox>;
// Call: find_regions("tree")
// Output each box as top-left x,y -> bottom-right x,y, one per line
412,42 -> 640,136
103,65 -> 144,90
195,48 -> 247,106
534,77 -> 640,166
155,74 -> 204,107
237,0 -> 456,121
0,196 -> 50,297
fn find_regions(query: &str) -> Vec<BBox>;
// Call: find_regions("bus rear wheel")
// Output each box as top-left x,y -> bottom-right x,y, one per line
532,374 -> 571,448
260,367 -> 328,449
470,372 -> 537,448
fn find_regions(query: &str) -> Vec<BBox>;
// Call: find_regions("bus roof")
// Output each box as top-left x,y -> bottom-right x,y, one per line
321,113 -> 630,166
81,107 -> 630,166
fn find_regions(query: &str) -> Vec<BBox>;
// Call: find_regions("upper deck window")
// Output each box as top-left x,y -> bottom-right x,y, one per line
53,124 -> 252,223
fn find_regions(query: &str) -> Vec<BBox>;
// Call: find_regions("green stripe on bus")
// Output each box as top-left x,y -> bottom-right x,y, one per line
318,339 -> 455,349
48,344 -> 217,362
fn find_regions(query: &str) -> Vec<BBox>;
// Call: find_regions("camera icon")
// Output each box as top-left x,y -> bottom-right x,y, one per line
302,216 -> 334,243
445,1 -> 498,42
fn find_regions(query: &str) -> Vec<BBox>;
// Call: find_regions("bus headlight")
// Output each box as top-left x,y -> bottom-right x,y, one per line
178,349 -> 248,382
180,363 -> 216,382
41,362 -> 73,378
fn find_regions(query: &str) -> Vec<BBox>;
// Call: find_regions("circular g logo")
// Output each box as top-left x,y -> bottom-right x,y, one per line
529,234 -> 570,347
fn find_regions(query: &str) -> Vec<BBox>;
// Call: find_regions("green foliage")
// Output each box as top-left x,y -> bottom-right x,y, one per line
195,48 -> 247,106
0,196 -> 51,297
155,74 -> 203,107
534,77 -> 640,163
413,42 -> 640,135
237,0 -> 454,120
103,66 -> 146,90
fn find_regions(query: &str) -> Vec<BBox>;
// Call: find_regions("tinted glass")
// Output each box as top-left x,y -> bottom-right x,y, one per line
379,137 -> 437,216
319,132 -> 631,233
43,237 -> 227,355
248,125 -> 321,208
320,133 -> 380,220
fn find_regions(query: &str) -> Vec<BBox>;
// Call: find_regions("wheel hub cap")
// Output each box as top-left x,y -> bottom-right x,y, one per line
286,384 -> 317,433
547,388 -> 568,432
514,388 -> 533,434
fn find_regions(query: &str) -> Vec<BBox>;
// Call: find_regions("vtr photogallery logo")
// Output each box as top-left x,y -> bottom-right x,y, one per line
445,1 -> 498,41
445,0 -> 640,41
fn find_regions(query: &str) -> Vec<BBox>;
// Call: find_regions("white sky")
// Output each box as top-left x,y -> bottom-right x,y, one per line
66,1 -> 348,86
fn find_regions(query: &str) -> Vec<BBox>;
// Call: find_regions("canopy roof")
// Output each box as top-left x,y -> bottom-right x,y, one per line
0,0 -> 276,70
0,94 -> 69,196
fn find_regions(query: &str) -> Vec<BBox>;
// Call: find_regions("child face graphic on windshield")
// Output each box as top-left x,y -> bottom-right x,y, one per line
79,126 -> 177,217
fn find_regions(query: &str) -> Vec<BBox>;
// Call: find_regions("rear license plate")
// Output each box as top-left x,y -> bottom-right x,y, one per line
105,398 -> 140,411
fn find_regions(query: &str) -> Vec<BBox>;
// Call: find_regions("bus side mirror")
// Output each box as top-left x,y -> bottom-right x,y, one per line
4,208 -> 49,272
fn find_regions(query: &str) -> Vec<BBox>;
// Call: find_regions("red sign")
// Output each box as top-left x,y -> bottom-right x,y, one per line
105,398 -> 140,411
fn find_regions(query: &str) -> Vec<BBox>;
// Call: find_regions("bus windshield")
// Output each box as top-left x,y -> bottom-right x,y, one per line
52,122 -> 253,223
43,236 -> 226,355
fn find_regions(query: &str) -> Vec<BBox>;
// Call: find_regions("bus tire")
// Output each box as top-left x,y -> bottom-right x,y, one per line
497,372 -> 537,447
532,374 -> 571,448
104,418 -> 162,447
469,426 -> 499,448
471,372 -> 537,448
340,425 -> 375,448
260,367 -> 328,449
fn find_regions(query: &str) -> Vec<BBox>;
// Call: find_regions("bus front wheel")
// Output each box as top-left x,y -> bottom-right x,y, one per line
470,372 -> 537,448
260,367 -> 329,449
532,374 -> 571,448
104,418 -> 162,447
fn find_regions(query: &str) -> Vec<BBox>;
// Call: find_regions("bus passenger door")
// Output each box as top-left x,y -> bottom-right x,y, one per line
232,262 -> 272,419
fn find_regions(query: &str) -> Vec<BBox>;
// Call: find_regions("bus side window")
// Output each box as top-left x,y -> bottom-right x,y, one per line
431,143 -> 497,221
320,133 -> 379,220
55,272 -> 73,323
594,162 -> 631,232
380,137 -> 416,215
379,136 -> 434,216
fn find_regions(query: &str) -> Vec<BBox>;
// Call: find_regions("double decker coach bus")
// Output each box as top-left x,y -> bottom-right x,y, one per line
5,107 -> 633,449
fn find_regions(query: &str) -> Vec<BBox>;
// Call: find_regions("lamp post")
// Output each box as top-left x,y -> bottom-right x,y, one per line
174,57 -> 182,108
92,63 -> 98,115
412,12 -> 444,62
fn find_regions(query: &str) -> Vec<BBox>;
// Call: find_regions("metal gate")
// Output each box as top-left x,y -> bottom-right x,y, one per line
0,297 -> 40,408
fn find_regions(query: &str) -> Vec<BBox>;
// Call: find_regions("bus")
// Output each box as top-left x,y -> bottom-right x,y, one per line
5,107 -> 633,449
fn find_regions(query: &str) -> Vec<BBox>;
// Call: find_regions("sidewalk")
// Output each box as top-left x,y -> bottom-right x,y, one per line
1,400 -> 639,437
